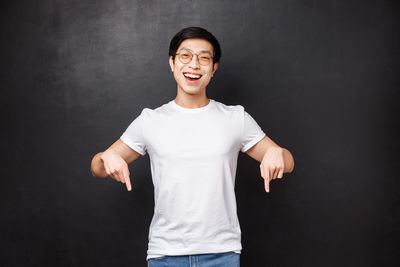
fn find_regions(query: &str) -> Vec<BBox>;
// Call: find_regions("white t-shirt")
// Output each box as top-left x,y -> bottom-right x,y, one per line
120,99 -> 266,260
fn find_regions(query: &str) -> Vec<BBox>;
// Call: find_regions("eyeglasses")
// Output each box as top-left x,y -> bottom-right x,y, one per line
175,50 -> 213,66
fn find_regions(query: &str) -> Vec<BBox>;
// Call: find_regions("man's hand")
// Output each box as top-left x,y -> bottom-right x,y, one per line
259,146 -> 285,193
100,149 -> 132,191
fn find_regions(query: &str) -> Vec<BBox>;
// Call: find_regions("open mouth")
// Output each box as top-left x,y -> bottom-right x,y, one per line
183,72 -> 202,82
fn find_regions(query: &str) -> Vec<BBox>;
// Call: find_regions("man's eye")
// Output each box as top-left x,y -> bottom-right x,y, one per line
200,56 -> 210,60
181,53 -> 191,58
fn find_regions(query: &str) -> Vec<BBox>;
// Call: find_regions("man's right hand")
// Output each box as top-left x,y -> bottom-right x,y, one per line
100,150 -> 132,191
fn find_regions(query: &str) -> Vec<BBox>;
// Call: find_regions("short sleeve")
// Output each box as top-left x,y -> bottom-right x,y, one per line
240,109 -> 266,153
120,109 -> 147,156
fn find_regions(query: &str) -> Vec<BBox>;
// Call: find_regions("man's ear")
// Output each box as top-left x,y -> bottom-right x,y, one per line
211,62 -> 219,77
169,56 -> 174,72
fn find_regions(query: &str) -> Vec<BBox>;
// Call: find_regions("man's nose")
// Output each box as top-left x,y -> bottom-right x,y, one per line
188,55 -> 200,69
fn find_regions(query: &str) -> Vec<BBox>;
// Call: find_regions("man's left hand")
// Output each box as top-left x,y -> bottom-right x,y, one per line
259,146 -> 285,193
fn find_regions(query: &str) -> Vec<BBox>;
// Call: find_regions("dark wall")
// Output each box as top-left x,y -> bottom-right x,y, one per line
1,0 -> 399,266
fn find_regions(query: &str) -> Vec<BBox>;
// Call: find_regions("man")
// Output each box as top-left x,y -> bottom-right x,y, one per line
91,27 -> 294,267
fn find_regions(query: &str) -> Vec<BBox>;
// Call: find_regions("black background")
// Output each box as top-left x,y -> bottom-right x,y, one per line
1,0 -> 399,266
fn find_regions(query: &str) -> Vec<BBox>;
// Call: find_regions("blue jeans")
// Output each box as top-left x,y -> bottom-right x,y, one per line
147,251 -> 240,267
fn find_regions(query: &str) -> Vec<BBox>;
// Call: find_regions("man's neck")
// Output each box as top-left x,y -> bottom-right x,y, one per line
174,90 -> 210,109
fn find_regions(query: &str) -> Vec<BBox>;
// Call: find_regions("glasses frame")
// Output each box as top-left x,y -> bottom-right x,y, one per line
175,50 -> 214,66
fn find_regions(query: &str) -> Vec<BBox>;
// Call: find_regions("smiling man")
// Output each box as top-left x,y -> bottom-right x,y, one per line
90,27 -> 294,267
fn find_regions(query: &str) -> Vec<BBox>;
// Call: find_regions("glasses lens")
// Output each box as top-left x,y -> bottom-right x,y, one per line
178,51 -> 192,64
198,54 -> 212,65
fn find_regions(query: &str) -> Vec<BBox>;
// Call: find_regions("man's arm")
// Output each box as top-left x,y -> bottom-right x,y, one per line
246,136 -> 294,173
246,135 -> 295,193
90,139 -> 142,191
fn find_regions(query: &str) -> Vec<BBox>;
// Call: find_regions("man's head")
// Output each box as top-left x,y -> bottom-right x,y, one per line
169,27 -> 221,65
168,27 -> 221,96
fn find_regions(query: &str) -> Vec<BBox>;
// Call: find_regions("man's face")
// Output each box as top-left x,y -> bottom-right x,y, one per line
169,38 -> 218,96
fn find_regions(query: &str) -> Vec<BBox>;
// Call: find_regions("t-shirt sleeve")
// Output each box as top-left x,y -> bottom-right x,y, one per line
240,109 -> 266,153
120,109 -> 147,156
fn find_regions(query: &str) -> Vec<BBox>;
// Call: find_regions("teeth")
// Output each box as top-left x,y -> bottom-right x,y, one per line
184,73 -> 201,79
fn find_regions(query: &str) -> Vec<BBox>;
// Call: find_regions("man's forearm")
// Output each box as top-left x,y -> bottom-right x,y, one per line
91,152 -> 108,178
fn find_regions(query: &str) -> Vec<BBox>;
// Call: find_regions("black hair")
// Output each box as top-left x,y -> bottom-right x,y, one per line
169,27 -> 222,64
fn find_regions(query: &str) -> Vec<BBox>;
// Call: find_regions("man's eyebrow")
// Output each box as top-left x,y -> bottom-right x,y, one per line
179,47 -> 212,55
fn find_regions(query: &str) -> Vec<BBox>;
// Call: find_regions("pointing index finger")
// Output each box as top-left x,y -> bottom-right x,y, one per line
125,175 -> 132,191
263,165 -> 270,193
265,177 -> 270,193
122,165 -> 132,191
